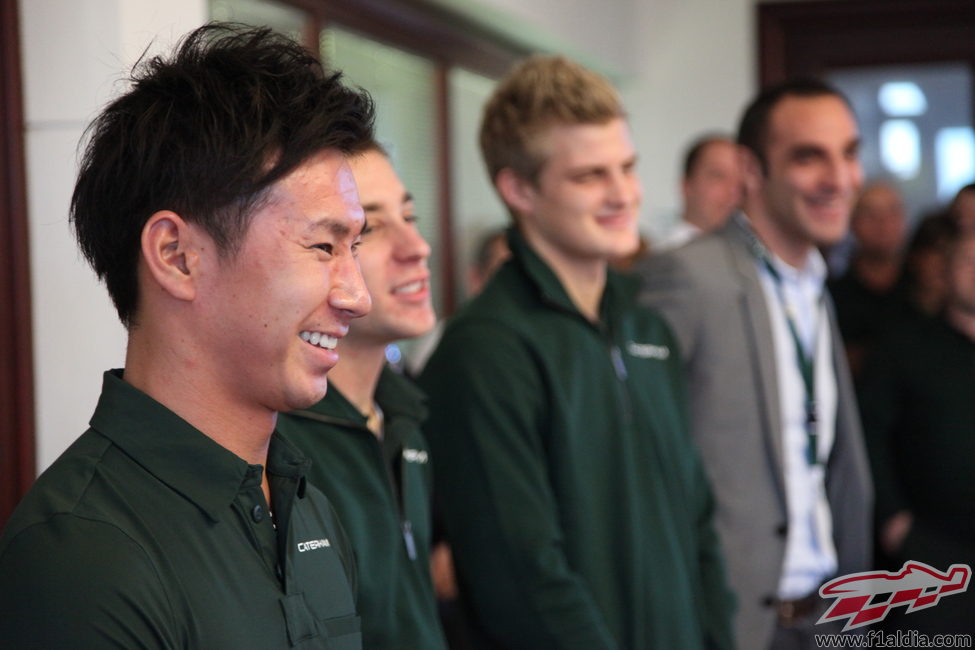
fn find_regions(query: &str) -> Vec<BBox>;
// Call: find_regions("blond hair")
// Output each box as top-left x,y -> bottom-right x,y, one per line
479,55 -> 625,185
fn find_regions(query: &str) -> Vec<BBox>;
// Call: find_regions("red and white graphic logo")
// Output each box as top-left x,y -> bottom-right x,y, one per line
817,561 -> 971,631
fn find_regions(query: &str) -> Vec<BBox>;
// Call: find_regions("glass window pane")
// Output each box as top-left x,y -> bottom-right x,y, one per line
880,119 -> 921,180
448,67 -> 509,304
321,27 -> 443,318
830,63 -> 974,222
936,127 -> 975,202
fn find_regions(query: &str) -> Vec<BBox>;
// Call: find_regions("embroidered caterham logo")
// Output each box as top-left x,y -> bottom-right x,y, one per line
296,538 -> 331,552
403,448 -> 429,464
626,341 -> 670,360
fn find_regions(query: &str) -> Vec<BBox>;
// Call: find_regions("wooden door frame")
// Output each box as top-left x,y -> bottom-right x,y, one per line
1,0 -> 36,526
759,0 -> 975,86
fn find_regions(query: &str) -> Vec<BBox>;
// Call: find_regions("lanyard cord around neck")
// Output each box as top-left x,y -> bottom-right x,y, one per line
734,215 -> 822,466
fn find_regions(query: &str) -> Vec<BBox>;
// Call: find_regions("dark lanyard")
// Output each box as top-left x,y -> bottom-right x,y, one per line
733,214 -> 822,466
760,258 -> 821,466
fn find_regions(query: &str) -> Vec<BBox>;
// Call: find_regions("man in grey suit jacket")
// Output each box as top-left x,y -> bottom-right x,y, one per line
638,79 -> 872,650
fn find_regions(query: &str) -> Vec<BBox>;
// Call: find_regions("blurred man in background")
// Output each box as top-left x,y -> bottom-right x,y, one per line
859,229 -> 975,637
640,78 -> 872,650
829,181 -> 912,379
657,133 -> 742,251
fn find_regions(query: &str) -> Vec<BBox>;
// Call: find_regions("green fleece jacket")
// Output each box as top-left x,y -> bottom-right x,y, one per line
419,228 -> 735,650
278,367 -> 447,650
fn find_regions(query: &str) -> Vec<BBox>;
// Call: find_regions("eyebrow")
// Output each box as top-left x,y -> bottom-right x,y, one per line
306,216 -> 365,239
361,191 -> 414,214
567,154 -> 639,175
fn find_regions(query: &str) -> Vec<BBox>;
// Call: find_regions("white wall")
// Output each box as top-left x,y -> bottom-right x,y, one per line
20,0 -> 760,471
625,0 -> 755,237
20,0 -> 207,471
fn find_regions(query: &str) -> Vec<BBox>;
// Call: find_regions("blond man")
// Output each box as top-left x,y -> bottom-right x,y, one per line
419,55 -> 734,650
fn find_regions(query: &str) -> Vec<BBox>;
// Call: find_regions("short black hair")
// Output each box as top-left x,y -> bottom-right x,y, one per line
682,133 -> 734,179
71,23 -> 375,327
736,77 -> 852,173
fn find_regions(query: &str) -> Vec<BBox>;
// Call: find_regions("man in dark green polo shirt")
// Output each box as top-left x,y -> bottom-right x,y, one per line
418,55 -> 734,649
0,24 -> 375,648
277,144 -> 448,650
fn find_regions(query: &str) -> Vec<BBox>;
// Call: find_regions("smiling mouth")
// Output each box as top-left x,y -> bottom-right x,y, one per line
299,331 -> 338,349
392,280 -> 426,295
597,211 -> 635,225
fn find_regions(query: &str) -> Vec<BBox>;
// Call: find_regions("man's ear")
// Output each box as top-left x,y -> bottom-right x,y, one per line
680,176 -> 692,203
738,145 -> 764,194
140,210 -> 200,302
495,168 -> 536,218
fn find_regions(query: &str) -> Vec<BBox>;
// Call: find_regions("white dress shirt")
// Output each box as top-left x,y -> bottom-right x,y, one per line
656,219 -> 702,252
757,248 -> 839,600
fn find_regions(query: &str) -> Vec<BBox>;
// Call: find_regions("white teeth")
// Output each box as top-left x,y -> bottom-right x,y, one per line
393,281 -> 424,295
318,335 -> 338,349
299,331 -> 339,350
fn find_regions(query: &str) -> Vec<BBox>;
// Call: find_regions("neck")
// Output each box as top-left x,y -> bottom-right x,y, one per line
947,304 -> 975,343
853,253 -> 901,292
523,228 -> 606,322
911,286 -> 943,316
326,338 -> 385,417
744,202 -> 811,269
682,211 -> 707,231
123,321 -> 275,469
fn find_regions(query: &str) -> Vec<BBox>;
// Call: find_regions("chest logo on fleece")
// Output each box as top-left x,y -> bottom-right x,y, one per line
297,538 -> 331,552
403,448 -> 429,464
626,341 -> 670,360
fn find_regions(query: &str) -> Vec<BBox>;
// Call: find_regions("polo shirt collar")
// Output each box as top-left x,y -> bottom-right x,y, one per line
506,225 -> 637,327
89,369 -> 309,522
300,365 -> 427,429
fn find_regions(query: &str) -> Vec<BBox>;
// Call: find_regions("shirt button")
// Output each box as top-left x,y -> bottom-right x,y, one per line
275,565 -> 283,581
251,505 -> 265,523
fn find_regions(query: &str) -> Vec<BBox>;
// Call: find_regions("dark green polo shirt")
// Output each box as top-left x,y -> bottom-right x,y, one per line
278,367 -> 447,650
418,229 -> 735,650
0,370 -> 361,649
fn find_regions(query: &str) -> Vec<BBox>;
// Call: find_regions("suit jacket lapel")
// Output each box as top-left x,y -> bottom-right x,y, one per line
725,223 -> 789,508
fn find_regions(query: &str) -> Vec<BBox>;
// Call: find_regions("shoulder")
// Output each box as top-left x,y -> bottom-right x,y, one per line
431,295 -> 532,368
640,229 -> 739,289
0,512 -> 175,646
1,430 -> 173,591
3,429 -> 124,534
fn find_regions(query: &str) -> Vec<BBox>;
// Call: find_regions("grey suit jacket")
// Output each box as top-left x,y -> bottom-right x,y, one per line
636,219 -> 872,650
